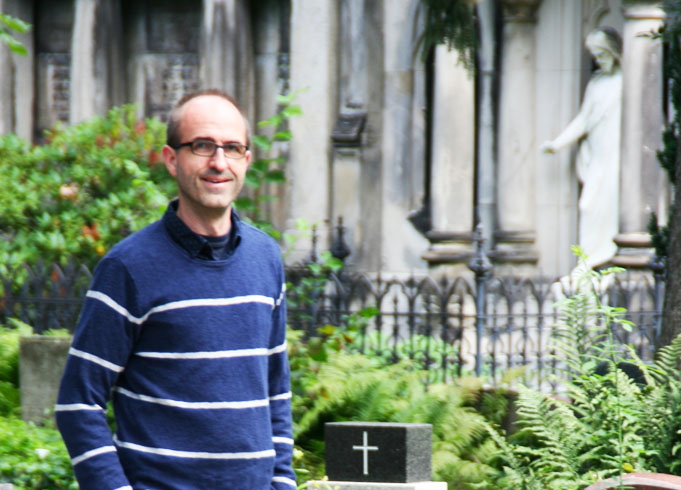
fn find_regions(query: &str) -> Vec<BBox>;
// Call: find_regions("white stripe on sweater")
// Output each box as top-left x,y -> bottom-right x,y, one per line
87,290 -> 277,325
69,347 -> 125,373
272,476 -> 297,488
114,436 -> 276,460
275,283 -> 286,307
272,436 -> 294,445
72,445 -> 118,466
54,403 -> 104,412
114,386 -> 269,410
136,341 -> 286,360
269,391 -> 292,402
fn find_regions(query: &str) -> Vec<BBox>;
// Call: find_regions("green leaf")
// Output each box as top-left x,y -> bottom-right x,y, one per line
252,135 -> 271,152
0,14 -> 31,33
257,114 -> 283,128
8,40 -> 27,56
233,196 -> 255,211
276,93 -> 297,105
264,169 -> 286,183
282,105 -> 303,118
251,159 -> 270,174
273,130 -> 292,142
245,171 -> 262,187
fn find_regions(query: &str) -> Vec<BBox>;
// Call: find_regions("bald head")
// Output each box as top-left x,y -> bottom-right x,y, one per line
166,89 -> 251,149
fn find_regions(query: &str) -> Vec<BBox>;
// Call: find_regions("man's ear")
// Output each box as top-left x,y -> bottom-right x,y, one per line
162,145 -> 178,177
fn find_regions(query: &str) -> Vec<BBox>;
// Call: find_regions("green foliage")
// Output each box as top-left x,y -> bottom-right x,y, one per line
0,12 -> 30,56
0,417 -> 76,489
289,343 -> 499,488
651,1 -> 681,260
0,321 -> 31,417
417,0 -> 478,72
486,257 -> 681,488
236,92 -> 302,239
0,322 -> 76,488
0,105 -> 171,273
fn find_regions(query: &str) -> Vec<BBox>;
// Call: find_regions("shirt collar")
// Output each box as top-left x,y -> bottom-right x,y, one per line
163,200 -> 242,260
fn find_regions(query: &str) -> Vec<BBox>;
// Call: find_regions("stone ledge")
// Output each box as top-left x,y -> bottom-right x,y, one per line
307,482 -> 447,490
585,472 -> 681,489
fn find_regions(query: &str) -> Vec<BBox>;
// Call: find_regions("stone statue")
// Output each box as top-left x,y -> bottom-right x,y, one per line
540,27 -> 623,268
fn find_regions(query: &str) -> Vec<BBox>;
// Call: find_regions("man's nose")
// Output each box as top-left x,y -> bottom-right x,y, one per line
209,148 -> 231,171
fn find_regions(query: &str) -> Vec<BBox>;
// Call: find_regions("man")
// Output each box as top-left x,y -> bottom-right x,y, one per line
56,89 -> 296,490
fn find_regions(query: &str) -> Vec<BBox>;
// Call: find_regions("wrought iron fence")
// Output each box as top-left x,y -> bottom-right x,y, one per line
285,265 -> 662,390
0,251 -> 663,389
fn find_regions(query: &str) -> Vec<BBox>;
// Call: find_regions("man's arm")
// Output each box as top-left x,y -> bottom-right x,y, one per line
56,257 -> 140,490
268,280 -> 297,490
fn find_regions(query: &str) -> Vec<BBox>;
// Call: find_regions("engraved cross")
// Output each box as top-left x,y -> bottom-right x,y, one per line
352,431 -> 379,475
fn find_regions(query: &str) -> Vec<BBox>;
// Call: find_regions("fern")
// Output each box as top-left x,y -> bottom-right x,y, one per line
293,350 -> 499,488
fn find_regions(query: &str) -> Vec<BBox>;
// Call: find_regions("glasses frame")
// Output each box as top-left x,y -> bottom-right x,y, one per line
174,139 -> 249,159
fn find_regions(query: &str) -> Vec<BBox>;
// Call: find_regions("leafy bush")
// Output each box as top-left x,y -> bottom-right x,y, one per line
0,105 -> 171,274
486,258 -> 681,489
0,416 -> 76,489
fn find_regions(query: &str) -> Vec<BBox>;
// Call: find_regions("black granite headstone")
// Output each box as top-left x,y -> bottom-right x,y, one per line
325,422 -> 432,483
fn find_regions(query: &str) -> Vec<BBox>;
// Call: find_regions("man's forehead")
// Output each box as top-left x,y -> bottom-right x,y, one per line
180,95 -> 239,119
176,95 -> 247,137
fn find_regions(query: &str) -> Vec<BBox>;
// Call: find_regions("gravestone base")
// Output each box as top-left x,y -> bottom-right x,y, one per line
307,482 -> 447,490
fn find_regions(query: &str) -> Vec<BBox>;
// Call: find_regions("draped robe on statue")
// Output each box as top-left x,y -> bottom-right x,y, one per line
574,68 -> 622,268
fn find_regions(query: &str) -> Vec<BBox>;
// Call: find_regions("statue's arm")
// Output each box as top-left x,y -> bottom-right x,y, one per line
540,109 -> 587,154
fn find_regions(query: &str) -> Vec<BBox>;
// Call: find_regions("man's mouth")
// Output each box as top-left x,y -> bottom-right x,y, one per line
202,175 -> 232,184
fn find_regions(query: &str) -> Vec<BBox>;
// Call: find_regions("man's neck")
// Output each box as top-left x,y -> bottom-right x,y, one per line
176,204 -> 232,237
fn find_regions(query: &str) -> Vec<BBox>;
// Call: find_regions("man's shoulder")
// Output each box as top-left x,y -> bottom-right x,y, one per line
102,219 -> 167,265
238,221 -> 282,256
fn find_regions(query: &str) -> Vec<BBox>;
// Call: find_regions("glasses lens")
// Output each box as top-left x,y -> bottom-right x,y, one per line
191,140 -> 217,156
224,143 -> 246,159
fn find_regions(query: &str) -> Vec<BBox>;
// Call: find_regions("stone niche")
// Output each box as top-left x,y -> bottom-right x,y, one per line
123,0 -> 201,121
34,0 -> 74,140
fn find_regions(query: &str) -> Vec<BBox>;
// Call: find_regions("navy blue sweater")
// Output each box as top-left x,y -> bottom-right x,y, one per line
56,205 -> 296,490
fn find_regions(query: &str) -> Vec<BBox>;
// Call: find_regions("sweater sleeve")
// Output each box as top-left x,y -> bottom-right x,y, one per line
56,256 -> 141,490
269,278 -> 297,490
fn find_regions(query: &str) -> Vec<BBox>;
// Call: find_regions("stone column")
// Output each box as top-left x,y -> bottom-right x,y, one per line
534,0 -> 584,276
286,0 -> 339,261
613,0 -> 669,267
69,0 -> 124,124
200,0 -> 255,124
380,0 -> 430,272
613,1 -> 666,268
0,0 -> 34,139
421,45 -> 475,272
491,0 -> 541,272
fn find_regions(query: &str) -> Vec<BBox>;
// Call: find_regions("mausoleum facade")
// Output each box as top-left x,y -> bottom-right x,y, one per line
0,0 -> 668,277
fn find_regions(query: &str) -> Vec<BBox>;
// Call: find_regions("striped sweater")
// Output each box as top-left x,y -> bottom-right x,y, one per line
56,206 -> 296,490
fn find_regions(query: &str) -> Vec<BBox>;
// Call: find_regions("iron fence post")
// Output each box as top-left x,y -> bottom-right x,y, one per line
468,224 -> 492,377
650,254 -> 665,343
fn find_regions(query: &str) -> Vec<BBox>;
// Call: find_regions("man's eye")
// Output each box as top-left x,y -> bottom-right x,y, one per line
225,143 -> 241,153
194,141 -> 214,152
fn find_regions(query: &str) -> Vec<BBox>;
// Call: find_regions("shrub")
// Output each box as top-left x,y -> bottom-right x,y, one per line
0,106 -> 171,274
0,416 -> 76,489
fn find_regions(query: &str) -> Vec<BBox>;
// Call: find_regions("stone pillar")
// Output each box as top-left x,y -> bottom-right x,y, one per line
380,0 -> 429,272
332,0 -> 384,270
491,0 -> 541,272
422,45 -> 475,273
535,0 -> 584,275
252,0 -> 287,230
613,1 -> 666,268
0,0 -> 34,139
286,0 -> 339,261
69,0 -> 124,124
200,0 -> 255,124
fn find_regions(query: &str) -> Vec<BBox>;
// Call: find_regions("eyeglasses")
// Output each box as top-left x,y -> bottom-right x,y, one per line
174,139 -> 249,159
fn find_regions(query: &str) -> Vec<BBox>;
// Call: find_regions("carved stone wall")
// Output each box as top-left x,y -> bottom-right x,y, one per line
35,0 -> 73,139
